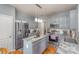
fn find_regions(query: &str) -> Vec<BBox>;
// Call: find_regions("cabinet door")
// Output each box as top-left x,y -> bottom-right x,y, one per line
39,37 -> 48,54
24,40 -> 32,54
32,37 -> 48,54
45,36 -> 49,49
32,41 -> 41,54
70,10 -> 76,29
32,43 -> 39,54
60,16 -> 67,29
39,38 -> 47,53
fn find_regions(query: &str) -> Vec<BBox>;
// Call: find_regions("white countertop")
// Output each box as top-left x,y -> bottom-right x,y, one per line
23,34 -> 48,42
32,34 -> 48,42
57,41 -> 79,54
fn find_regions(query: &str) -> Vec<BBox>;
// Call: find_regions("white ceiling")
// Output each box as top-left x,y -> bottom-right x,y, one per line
11,4 -> 77,16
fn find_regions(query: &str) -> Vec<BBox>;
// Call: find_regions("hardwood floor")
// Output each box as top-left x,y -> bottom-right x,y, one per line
42,43 -> 57,54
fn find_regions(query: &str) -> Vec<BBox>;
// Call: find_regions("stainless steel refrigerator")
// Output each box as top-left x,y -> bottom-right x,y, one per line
15,21 -> 29,49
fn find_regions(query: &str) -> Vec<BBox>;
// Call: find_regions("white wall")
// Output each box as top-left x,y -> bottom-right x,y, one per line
0,4 -> 15,50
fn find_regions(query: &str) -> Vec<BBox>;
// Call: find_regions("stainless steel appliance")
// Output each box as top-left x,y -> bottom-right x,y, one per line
15,21 -> 29,49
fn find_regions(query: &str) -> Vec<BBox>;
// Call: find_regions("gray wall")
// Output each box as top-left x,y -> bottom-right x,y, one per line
15,10 -> 37,29
0,4 -> 37,29
0,4 -> 37,50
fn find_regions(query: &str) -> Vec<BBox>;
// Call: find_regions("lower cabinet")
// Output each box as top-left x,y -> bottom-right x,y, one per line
23,35 -> 48,54
23,39 -> 32,54
32,41 -> 40,54
39,38 -> 46,53
32,37 -> 48,54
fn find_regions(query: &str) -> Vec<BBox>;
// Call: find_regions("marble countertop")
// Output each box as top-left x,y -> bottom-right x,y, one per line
57,41 -> 79,54
32,34 -> 48,42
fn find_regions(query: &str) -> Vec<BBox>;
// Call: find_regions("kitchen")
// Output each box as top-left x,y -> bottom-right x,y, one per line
0,4 -> 79,54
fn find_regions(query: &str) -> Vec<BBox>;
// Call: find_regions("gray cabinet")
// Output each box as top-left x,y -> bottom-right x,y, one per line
23,39 -> 32,54
32,40 -> 40,54
59,16 -> 67,29
59,14 -> 70,29
32,39 -> 43,54
39,38 -> 46,53
48,12 -> 70,29
23,35 -> 48,54
32,37 -> 48,54
70,10 -> 77,30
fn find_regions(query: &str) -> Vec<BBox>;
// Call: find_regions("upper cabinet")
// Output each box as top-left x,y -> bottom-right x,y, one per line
48,9 -> 77,30
70,9 -> 77,30
48,12 -> 70,29
58,16 -> 69,29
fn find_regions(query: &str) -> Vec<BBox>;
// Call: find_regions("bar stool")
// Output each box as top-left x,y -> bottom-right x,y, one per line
0,48 -> 9,54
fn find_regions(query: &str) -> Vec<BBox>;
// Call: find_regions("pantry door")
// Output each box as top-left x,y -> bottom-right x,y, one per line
0,14 -> 14,50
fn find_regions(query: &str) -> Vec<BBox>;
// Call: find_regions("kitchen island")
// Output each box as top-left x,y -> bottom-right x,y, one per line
23,34 -> 49,54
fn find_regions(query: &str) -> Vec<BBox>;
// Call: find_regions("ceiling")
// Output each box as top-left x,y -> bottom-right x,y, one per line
11,4 -> 77,16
